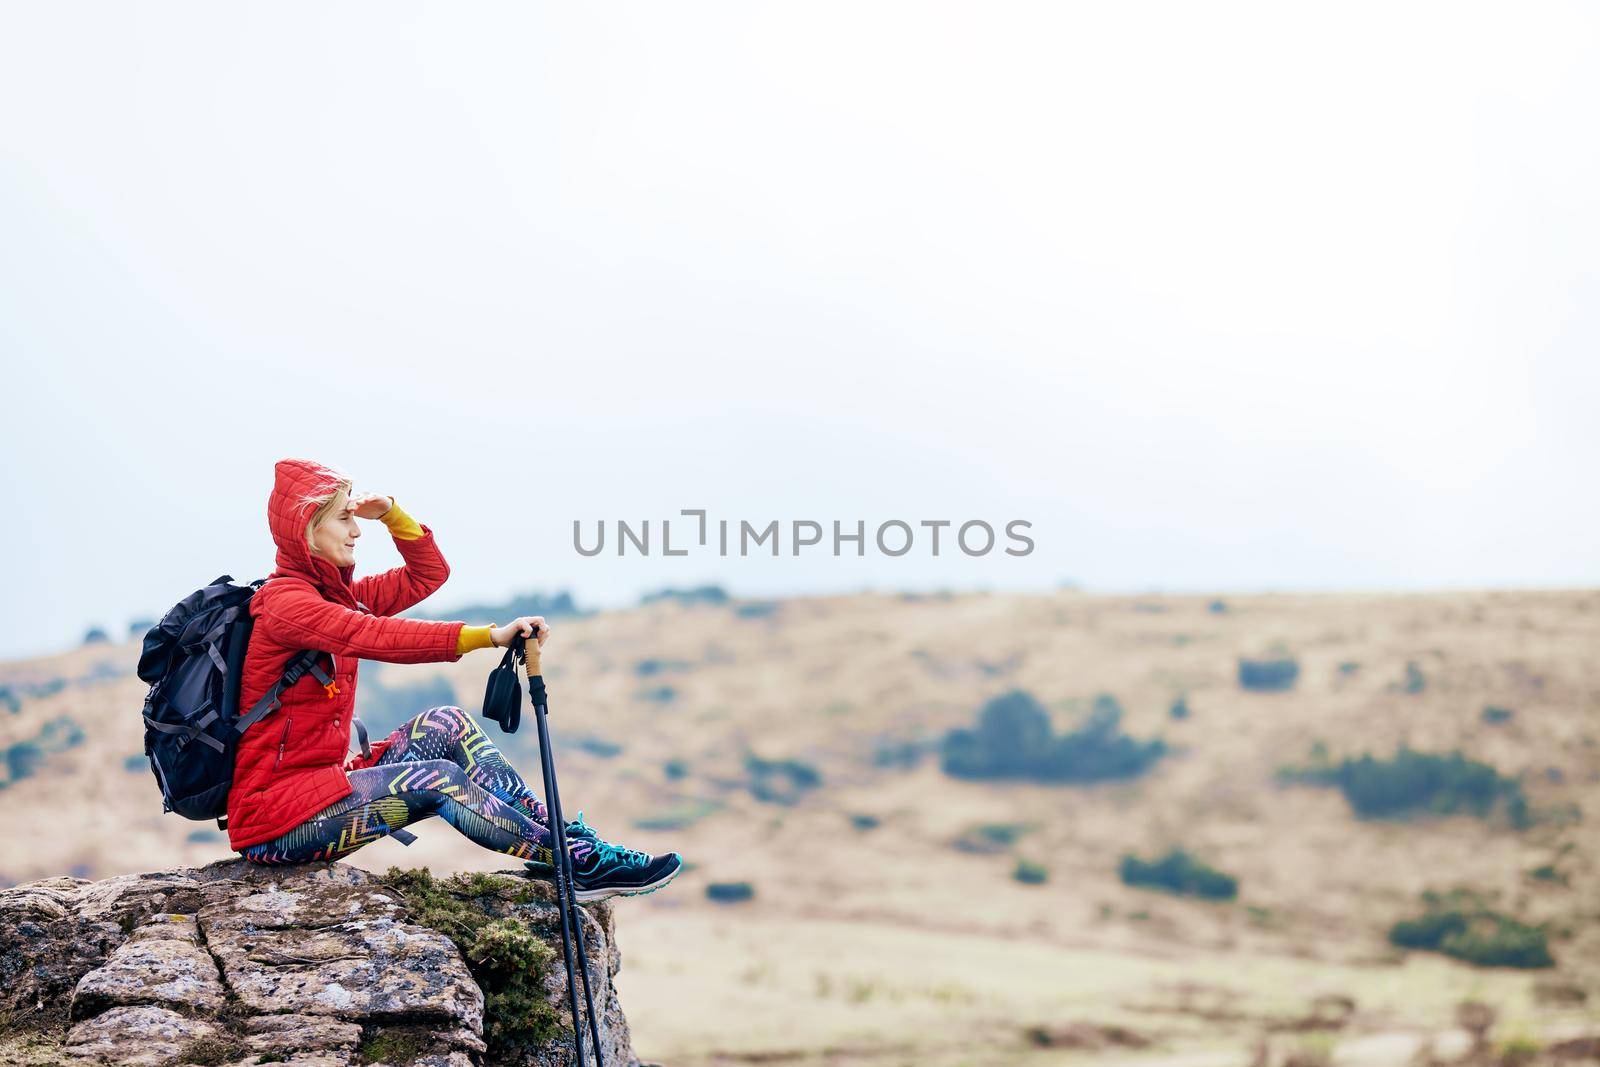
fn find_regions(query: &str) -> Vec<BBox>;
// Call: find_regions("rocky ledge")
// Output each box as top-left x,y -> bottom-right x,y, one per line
0,859 -> 643,1066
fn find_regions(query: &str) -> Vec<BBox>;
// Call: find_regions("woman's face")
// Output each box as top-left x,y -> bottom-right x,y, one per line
309,500 -> 361,567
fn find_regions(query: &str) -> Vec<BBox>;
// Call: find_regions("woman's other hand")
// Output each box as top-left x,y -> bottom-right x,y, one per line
491,616 -> 549,649
349,492 -> 395,519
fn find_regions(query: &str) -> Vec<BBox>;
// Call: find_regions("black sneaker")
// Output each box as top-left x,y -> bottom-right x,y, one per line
522,812 -> 683,902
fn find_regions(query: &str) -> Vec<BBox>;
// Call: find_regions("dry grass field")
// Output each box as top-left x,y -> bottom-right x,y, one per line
1,587 -> 1596,1065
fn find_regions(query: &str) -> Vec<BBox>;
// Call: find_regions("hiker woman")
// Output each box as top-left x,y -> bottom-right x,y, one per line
229,457 -> 681,900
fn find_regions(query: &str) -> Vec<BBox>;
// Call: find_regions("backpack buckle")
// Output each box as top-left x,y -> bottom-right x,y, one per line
323,680 -> 340,698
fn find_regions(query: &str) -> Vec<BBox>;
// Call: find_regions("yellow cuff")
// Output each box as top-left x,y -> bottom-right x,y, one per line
456,624 -> 497,655
378,497 -> 424,540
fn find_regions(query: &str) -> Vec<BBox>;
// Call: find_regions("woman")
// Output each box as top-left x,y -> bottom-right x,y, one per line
228,457 -> 682,901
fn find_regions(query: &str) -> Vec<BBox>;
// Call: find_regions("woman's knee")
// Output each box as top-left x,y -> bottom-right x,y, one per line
409,757 -> 470,783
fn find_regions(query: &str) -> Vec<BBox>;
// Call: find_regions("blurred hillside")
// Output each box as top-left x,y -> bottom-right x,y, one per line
1,588 -> 1596,1066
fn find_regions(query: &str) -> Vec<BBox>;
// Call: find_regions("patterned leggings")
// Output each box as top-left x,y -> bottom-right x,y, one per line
238,705 -> 592,867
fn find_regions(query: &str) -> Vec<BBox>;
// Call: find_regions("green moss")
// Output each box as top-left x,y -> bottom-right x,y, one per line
358,1026 -> 431,1064
183,1035 -> 248,1065
379,867 -> 562,1054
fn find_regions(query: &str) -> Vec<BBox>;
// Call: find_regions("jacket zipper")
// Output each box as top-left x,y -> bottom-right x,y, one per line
274,716 -> 293,770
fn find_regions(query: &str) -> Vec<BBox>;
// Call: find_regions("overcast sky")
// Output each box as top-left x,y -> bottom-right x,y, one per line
1,3 -> 1596,660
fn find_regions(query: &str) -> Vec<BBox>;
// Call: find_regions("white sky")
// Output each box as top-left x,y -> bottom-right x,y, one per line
1,3 -> 1596,659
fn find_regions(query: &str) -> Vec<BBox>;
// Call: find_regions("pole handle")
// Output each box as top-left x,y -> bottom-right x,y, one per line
519,623 -> 543,676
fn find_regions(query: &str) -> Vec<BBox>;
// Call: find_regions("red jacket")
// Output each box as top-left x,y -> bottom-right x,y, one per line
227,458 -> 468,850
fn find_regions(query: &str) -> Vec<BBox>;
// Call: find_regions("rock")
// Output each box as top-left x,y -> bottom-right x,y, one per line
198,881 -> 483,1030
0,859 -> 644,1066
63,1003 -> 224,1065
69,913 -> 226,1019
241,1012 -> 364,1056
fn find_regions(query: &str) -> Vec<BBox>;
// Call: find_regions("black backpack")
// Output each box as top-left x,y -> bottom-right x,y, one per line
136,574 -> 335,830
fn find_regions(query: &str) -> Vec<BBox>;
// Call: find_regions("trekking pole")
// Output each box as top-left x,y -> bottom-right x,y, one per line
515,629 -> 605,1066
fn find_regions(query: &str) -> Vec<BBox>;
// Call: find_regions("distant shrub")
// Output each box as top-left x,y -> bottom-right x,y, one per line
746,754 -> 822,805
1403,661 -> 1427,694
127,618 -> 156,639
0,686 -> 17,714
1013,859 -> 1049,885
435,590 -> 584,621
1337,661 -> 1361,676
662,758 -> 691,780
1208,600 -> 1228,614
634,658 -> 691,677
5,740 -> 45,783
0,714 -> 86,787
636,686 -> 677,704
1279,743 -> 1530,827
564,735 -> 623,759
186,828 -> 223,843
1338,747 -> 1527,825
706,881 -> 755,903
632,798 -> 723,831
732,601 -> 780,619
1169,697 -> 1190,721
123,753 -> 148,773
941,690 -> 1167,784
1388,889 -> 1553,968
1239,656 -> 1299,692
849,813 -> 881,831
1119,848 -> 1238,901
82,627 -> 110,645
872,739 -> 923,769
640,585 -> 730,607
1526,864 -> 1565,885
953,822 -> 1032,854
1482,706 -> 1515,725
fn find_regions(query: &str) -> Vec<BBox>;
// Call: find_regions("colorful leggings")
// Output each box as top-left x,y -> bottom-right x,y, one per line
238,705 -> 592,867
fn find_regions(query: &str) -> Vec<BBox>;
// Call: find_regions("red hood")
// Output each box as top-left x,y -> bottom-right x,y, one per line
266,458 -> 358,607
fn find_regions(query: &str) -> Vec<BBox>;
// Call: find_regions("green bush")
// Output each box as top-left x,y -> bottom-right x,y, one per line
637,685 -> 677,704
1013,859 -> 1049,885
631,798 -> 723,831
942,690 -> 1167,784
953,822 -> 1032,854
634,658 -> 691,677
1482,706 -> 1515,725
1388,890 -> 1553,968
849,813 -> 881,831
663,758 -> 691,780
872,739 -> 924,769
5,740 -> 44,782
1279,744 -> 1529,827
1336,747 -> 1526,823
706,881 -> 755,903
563,735 -> 624,758
1402,661 -> 1427,693
746,753 -> 821,805
733,601 -> 780,619
1169,696 -> 1190,720
1119,848 -> 1238,900
1239,656 -> 1299,691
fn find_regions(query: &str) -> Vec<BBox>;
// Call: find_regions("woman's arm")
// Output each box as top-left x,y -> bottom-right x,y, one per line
351,498 -> 451,617
256,578 -> 467,664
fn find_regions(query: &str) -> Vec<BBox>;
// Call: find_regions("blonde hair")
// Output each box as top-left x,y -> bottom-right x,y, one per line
298,469 -> 354,558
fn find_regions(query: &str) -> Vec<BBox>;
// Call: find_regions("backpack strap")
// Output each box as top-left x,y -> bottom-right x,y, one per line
144,711 -> 227,754
234,650 -> 325,734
